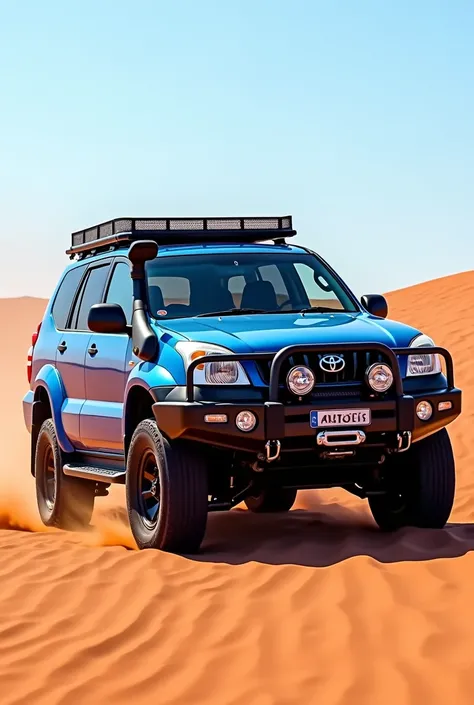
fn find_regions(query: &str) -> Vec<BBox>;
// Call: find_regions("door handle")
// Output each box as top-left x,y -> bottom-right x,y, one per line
57,342 -> 67,354
88,344 -> 99,357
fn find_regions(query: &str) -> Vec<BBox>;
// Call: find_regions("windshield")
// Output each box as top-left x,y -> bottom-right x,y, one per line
145,251 -> 358,319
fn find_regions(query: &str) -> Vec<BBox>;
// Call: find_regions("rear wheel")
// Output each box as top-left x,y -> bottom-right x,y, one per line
126,419 -> 208,553
368,428 -> 455,531
244,486 -> 297,513
35,419 -> 96,530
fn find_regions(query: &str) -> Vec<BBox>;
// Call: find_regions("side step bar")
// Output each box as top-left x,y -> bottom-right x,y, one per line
63,463 -> 126,484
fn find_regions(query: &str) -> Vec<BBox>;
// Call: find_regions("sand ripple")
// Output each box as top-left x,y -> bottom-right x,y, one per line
1,276 -> 474,705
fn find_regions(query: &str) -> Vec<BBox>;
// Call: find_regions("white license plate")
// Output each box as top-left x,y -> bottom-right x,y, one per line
310,408 -> 372,429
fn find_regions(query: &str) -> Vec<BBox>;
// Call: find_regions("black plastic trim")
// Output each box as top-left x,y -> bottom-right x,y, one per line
150,385 -> 265,403
152,387 -> 461,453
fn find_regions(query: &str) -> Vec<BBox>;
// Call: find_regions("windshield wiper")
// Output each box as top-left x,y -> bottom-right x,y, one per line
196,306 -> 346,318
294,306 -> 346,314
196,307 -> 268,318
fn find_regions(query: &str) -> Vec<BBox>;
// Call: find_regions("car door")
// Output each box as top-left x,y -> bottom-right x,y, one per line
56,260 -> 111,449
47,264 -> 86,374
80,259 -> 134,453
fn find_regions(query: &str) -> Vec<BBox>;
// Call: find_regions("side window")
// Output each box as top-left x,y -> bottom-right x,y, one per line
258,264 -> 289,306
294,263 -> 344,309
149,276 -> 190,309
105,262 -> 133,324
71,264 -> 110,331
228,275 -> 246,307
51,266 -> 85,330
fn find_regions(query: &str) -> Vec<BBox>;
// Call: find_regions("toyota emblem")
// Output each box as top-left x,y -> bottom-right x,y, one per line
319,354 -> 345,373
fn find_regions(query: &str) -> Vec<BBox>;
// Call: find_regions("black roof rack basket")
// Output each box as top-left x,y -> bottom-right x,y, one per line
67,216 -> 296,256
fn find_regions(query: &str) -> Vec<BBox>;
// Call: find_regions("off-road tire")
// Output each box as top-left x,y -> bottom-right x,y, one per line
126,419 -> 208,553
35,419 -> 95,530
368,428 -> 455,531
244,486 -> 297,513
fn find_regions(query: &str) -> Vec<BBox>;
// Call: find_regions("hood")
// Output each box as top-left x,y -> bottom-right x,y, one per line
159,312 -> 421,353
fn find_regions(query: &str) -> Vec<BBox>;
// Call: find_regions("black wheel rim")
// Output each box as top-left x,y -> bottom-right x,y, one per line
386,490 -> 408,516
138,450 -> 160,529
43,446 -> 56,510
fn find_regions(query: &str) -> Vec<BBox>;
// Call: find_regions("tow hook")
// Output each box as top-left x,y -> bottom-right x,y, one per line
396,431 -> 412,453
265,440 -> 281,463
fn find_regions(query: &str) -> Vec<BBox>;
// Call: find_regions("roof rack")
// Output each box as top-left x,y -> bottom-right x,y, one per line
67,216 -> 296,257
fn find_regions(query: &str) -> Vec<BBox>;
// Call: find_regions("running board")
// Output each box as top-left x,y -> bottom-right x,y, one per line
63,463 -> 126,484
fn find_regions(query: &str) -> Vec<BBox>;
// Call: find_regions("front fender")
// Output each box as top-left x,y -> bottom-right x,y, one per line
32,365 -> 74,453
122,361 -> 177,438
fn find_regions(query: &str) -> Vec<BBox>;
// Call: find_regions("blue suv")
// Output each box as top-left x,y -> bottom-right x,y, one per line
23,216 -> 462,553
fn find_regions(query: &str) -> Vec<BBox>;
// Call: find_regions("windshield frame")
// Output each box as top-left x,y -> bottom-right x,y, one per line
145,248 -> 362,321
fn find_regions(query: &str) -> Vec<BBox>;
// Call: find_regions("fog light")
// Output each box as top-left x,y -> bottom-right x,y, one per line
235,410 -> 257,432
204,414 -> 228,424
287,365 -> 315,396
416,400 -> 433,421
438,401 -> 452,412
366,363 -> 393,393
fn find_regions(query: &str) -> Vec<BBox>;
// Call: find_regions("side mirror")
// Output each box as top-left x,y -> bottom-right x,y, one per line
88,303 -> 127,334
361,294 -> 388,319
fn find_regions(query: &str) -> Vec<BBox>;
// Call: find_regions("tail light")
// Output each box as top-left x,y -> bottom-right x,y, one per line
27,322 -> 42,383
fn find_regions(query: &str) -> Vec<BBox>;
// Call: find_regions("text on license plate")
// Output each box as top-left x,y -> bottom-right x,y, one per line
310,409 -> 372,429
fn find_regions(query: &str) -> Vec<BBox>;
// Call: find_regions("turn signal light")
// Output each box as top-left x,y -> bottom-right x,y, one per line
204,414 -> 228,424
191,350 -> 208,370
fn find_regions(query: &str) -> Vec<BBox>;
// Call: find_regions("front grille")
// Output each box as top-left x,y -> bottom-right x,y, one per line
256,350 -> 391,398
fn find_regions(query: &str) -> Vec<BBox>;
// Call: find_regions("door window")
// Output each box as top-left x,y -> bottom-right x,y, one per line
293,262 -> 345,309
71,264 -> 110,331
228,275 -> 246,307
51,265 -> 86,330
258,264 -> 289,307
105,262 -> 133,324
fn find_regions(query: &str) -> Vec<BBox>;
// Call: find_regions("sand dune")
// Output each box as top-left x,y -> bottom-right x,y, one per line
1,274 -> 474,704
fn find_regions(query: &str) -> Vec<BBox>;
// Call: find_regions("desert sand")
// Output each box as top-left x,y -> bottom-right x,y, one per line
1,273 -> 473,705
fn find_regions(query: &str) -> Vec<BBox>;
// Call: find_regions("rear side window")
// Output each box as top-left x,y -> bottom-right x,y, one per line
105,261 -> 133,324
51,266 -> 85,330
148,276 -> 190,308
71,264 -> 110,330
258,264 -> 289,306
228,275 -> 246,307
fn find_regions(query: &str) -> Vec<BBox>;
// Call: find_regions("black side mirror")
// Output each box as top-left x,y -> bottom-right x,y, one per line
361,294 -> 388,319
88,303 -> 128,334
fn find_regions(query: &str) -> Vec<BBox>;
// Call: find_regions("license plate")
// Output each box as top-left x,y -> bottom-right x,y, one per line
310,408 -> 372,429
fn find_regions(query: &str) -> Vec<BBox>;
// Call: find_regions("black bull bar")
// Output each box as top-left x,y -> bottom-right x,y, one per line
185,342 -> 455,402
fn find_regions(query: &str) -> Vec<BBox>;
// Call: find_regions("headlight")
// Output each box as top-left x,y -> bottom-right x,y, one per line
407,334 -> 442,376
366,363 -> 393,393
287,366 -> 315,395
176,342 -> 250,385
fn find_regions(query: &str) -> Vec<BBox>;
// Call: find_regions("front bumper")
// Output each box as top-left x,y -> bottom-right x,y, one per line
152,343 -> 462,455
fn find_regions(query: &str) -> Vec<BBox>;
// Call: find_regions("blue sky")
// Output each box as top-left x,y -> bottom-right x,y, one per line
0,0 -> 472,299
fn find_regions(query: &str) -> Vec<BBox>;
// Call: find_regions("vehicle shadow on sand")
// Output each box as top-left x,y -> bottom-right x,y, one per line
196,503 -> 474,568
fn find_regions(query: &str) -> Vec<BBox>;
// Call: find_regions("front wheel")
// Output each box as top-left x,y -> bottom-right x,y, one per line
368,428 -> 455,531
126,419 -> 208,553
35,419 -> 96,530
244,486 -> 297,513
